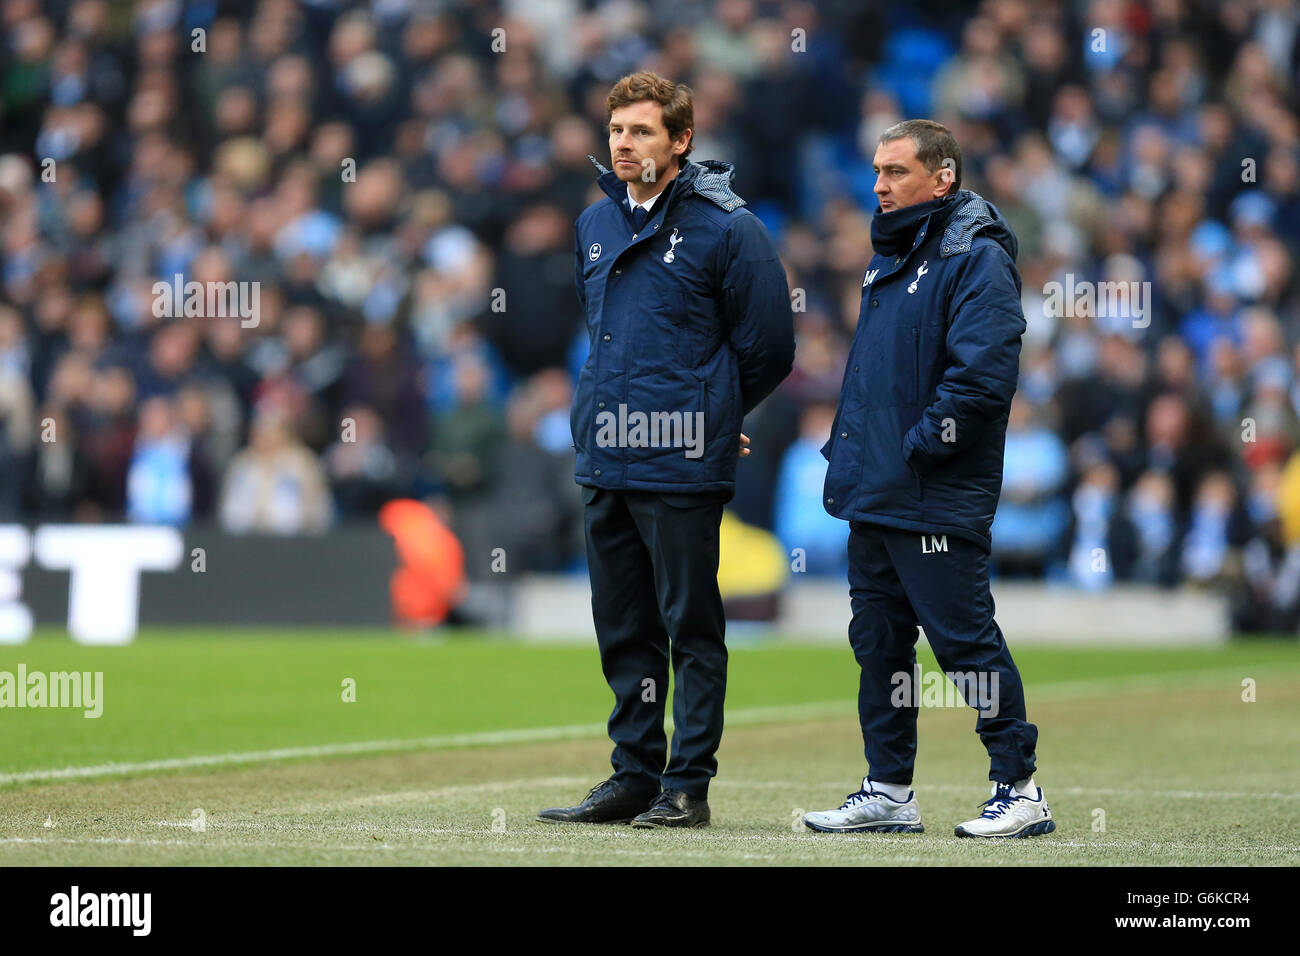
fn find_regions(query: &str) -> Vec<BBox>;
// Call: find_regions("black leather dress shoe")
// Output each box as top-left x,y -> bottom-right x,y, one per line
537,779 -> 655,824
630,789 -> 710,828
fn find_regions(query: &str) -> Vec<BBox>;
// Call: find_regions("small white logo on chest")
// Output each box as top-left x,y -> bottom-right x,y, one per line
908,260 -> 929,294
862,268 -> 879,287
663,228 -> 684,263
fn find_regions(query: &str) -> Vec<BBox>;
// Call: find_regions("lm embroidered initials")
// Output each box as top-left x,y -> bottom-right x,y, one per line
921,534 -> 948,554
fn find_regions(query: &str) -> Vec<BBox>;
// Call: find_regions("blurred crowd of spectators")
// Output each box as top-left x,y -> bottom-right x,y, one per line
3,0 -> 1300,627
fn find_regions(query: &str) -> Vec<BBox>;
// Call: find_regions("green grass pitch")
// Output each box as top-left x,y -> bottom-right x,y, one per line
1,629 -> 1297,865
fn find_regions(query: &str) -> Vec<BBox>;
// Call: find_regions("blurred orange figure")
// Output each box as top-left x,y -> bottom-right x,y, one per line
378,499 -> 466,628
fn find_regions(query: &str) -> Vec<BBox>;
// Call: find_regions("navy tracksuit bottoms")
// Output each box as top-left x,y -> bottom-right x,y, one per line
848,521 -> 1038,785
583,487 -> 728,800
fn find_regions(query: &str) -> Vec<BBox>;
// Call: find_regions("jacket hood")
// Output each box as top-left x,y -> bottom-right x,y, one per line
939,188 -> 1018,263
588,155 -> 746,213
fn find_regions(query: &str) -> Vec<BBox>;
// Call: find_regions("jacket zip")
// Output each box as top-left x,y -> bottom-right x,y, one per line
912,328 -> 923,501
912,327 -> 919,404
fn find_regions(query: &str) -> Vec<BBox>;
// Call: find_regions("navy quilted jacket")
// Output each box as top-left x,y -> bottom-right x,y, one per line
571,157 -> 795,494
822,189 -> 1026,552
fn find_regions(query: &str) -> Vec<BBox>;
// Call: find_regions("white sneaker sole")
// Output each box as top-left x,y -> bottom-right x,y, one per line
954,817 -> 1055,839
804,816 -> 924,834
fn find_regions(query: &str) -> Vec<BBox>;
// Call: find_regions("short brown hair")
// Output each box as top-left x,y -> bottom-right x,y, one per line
607,71 -> 694,163
879,119 -> 962,196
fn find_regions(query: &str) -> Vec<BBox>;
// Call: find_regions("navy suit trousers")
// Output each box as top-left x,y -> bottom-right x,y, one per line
583,487 -> 728,799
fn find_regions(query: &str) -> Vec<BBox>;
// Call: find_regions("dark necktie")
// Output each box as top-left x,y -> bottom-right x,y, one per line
631,205 -> 649,232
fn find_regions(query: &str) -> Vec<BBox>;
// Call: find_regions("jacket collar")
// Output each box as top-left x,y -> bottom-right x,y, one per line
870,192 -> 960,258
869,189 -> 1019,263
588,156 -> 746,215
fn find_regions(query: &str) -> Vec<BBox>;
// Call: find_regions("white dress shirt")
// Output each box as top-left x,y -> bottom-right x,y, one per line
627,185 -> 665,215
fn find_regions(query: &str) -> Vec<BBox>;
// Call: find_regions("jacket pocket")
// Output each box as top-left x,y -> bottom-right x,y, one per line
666,291 -> 707,368
858,406 -> 914,493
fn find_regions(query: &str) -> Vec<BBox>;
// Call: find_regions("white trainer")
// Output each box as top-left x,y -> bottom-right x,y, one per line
954,782 -> 1056,838
803,777 -> 924,833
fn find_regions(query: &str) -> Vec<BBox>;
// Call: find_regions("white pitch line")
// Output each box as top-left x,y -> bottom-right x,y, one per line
291,775 -> 594,813
0,723 -> 611,786
2,663 -> 1296,787
146,820 -> 874,842
152,821 -> 486,836
1025,663 -> 1300,699
1,837 -> 197,847
0,836 -> 399,852
0,835 -> 926,863
127,822 -> 1300,858
16,830 -> 1298,862
1049,840 -> 1300,852
294,777 -> 1300,815
134,816 -> 1300,855
0,703 -> 849,786
22,824 -> 1300,858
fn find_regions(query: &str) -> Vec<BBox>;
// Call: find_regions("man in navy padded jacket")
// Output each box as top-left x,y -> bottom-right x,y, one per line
802,120 -> 1054,840
537,72 -> 794,829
